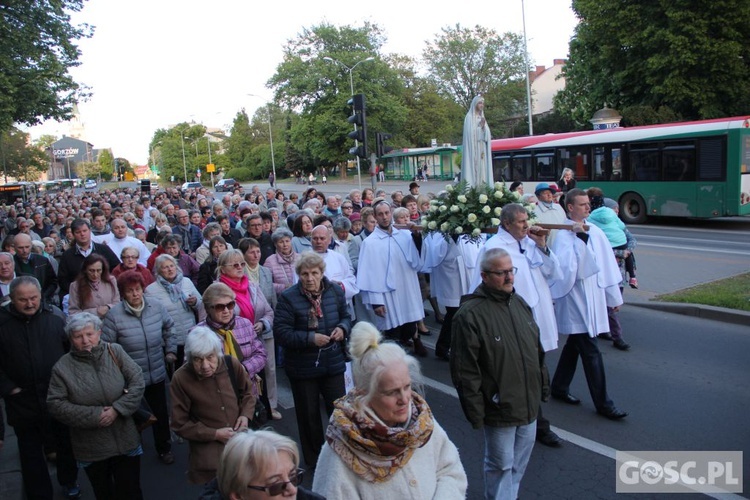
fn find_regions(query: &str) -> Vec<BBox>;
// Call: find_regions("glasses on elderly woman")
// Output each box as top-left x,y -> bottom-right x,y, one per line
248,469 -> 305,496
222,261 -> 246,269
210,301 -> 235,312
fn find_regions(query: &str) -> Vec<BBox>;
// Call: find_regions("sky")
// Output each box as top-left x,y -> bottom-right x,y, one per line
25,0 -> 579,165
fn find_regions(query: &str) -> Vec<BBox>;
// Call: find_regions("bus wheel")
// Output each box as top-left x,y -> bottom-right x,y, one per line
619,193 -> 647,224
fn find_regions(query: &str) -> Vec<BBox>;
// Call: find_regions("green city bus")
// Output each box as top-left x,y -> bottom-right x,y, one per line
490,116 -> 750,223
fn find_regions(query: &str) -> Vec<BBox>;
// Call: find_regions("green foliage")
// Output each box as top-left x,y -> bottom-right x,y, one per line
510,110 -> 581,136
620,105 -> 682,127
0,1 -> 93,132
76,161 -> 100,180
98,148 -> 114,179
226,167 -> 253,181
34,134 -> 58,150
0,127 -> 48,181
423,24 -> 528,114
115,157 -> 132,175
556,0 -> 750,124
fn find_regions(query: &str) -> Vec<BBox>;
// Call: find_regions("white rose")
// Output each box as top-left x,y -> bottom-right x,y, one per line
429,205 -> 438,213
467,213 -> 477,223
428,221 -> 437,230
440,222 -> 450,232
446,184 -> 454,192
491,218 -> 500,226
528,218 -> 538,226
494,190 -> 503,200
482,205 -> 491,214
494,207 -> 502,216
512,191 -> 521,201
457,195 -> 467,203
454,226 -> 464,234
494,182 -> 503,190
439,205 -> 447,212
450,205 -> 460,213
479,194 -> 488,204
472,228 -> 482,236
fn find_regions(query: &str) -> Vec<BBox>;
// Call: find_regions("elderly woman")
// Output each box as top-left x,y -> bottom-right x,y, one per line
238,237 -> 280,421
69,254 -> 120,318
196,222 -> 224,265
197,235 -> 228,294
146,254 -> 205,369
216,249 -> 273,330
263,227 -> 299,297
102,270 -> 177,465
148,234 -> 200,285
147,213 -> 170,244
112,246 -> 155,287
199,430 -> 324,500
47,313 -> 146,500
170,327 -> 256,485
290,213 -> 313,253
312,322 -> 467,498
274,252 -> 351,468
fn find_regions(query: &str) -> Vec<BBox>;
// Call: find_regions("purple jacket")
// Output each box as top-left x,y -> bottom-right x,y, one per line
263,252 -> 299,296
197,316 -> 267,380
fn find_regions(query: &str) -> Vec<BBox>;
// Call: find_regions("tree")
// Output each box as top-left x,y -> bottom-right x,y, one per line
423,24 -> 528,119
34,134 -> 58,150
556,0 -> 750,125
98,148 -> 114,179
0,127 -> 48,181
76,161 -> 100,180
0,1 -> 93,132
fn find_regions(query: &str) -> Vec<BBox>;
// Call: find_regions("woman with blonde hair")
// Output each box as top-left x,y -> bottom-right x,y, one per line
313,322 -> 467,499
199,429 -> 324,499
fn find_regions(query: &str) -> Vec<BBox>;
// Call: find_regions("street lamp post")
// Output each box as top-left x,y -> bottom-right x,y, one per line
247,94 -> 276,185
323,56 -> 375,191
180,134 -> 188,183
521,0 -> 534,136
206,135 -> 214,186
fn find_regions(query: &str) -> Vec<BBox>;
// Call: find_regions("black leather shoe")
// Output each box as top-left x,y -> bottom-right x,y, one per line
597,333 -> 613,341
536,430 -> 563,447
598,407 -> 629,420
613,338 -> 631,351
551,392 -> 581,405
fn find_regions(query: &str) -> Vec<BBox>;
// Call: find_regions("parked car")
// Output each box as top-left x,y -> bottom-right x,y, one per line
181,181 -> 202,193
214,178 -> 237,192
84,179 -> 97,189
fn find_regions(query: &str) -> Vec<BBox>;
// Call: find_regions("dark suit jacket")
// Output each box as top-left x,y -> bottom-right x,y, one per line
14,254 -> 58,303
57,243 -> 120,299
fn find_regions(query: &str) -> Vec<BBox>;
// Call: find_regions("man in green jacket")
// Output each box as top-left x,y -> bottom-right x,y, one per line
451,247 -> 549,500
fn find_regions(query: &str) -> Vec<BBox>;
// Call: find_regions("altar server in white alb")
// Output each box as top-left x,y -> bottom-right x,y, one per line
310,225 -> 358,317
548,189 -> 628,420
470,203 -> 564,447
421,232 -> 484,360
356,200 -> 427,356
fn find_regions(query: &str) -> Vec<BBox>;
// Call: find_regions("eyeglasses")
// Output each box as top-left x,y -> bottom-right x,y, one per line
211,301 -> 235,312
486,267 -> 517,278
222,261 -> 246,269
122,255 -> 138,260
248,469 -> 304,496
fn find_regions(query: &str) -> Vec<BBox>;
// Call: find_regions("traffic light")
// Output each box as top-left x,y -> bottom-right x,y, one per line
376,132 -> 393,158
347,94 -> 368,159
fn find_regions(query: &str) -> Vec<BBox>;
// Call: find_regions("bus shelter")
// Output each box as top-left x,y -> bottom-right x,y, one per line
381,145 -> 461,181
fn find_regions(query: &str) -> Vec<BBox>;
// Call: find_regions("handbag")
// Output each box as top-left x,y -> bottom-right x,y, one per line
107,343 -> 157,432
224,355 -> 268,430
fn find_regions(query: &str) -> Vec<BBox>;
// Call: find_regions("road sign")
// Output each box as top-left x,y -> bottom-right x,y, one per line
207,163 -> 215,172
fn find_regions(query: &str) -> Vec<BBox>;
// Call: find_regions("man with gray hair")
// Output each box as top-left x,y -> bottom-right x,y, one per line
0,252 -> 16,301
0,276 -> 80,498
451,248 -> 549,500
13,233 -> 58,305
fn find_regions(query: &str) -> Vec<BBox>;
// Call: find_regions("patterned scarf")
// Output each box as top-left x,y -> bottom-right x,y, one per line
301,284 -> 323,330
205,316 -> 244,361
276,249 -> 296,266
325,392 -> 434,483
219,274 -> 255,324
156,270 -> 190,312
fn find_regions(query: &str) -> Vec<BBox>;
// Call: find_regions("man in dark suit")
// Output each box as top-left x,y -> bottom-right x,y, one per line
12,233 -> 58,304
57,219 -> 119,300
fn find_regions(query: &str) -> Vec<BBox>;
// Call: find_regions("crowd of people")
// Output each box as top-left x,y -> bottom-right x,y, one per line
0,176 -> 636,499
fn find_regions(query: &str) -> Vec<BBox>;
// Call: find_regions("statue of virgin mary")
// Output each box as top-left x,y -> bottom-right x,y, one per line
461,96 -> 494,187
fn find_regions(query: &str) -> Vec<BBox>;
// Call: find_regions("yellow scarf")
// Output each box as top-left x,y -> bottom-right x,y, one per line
216,328 -> 240,359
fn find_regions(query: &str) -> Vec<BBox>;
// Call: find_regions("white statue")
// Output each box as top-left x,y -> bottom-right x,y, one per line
461,95 -> 494,187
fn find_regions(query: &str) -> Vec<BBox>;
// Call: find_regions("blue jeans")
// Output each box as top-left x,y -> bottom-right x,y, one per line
483,421 -> 537,500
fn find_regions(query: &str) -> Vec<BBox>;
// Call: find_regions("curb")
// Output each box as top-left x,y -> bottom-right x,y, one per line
628,301 -> 750,327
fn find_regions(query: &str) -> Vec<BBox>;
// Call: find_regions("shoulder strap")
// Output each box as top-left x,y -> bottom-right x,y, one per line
107,342 -> 122,369
224,355 -> 241,404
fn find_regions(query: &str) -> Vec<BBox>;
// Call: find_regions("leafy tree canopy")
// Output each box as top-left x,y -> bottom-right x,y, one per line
0,0 -> 93,132
556,0 -> 750,125
0,127 -> 48,181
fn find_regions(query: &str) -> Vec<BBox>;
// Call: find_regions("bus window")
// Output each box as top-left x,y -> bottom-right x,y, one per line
493,155 -> 511,182
511,154 -> 532,181
558,147 -> 590,181
662,142 -> 695,181
594,147 -> 606,180
629,143 -> 660,181
697,138 -> 724,180
534,150 -> 555,180
611,148 -> 623,180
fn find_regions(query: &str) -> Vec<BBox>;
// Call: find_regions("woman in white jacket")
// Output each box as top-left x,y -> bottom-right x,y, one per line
145,254 -> 205,370
312,322 -> 467,499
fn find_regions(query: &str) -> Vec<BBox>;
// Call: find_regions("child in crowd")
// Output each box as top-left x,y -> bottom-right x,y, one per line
587,189 -> 638,288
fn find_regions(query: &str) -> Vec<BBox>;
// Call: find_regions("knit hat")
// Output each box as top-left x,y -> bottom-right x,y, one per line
603,198 -> 618,209
348,212 -> 361,222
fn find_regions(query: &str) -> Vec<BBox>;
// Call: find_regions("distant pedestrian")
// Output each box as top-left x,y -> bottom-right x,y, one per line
268,172 -> 275,187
